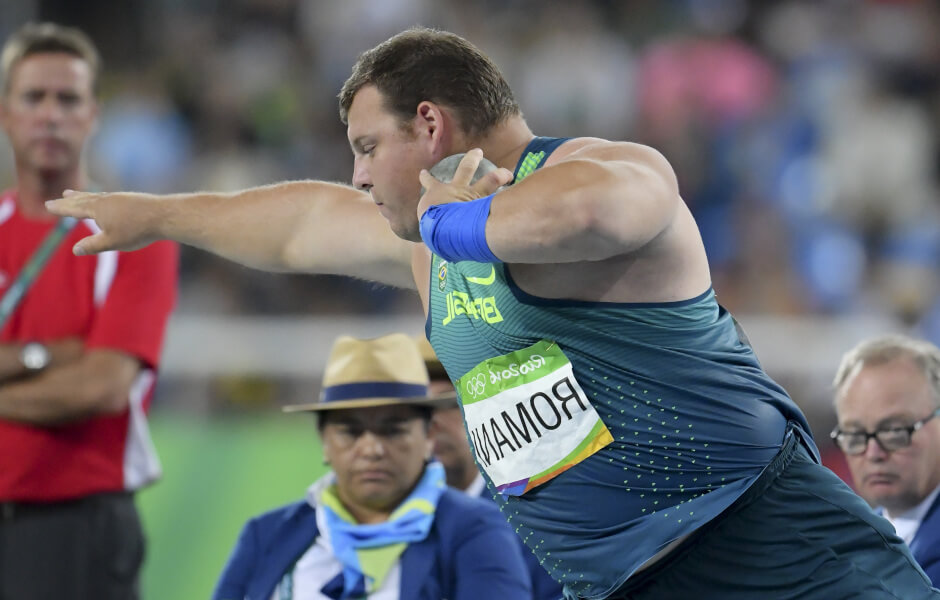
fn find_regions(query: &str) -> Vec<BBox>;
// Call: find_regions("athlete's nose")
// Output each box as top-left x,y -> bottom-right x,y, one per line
352,157 -> 372,192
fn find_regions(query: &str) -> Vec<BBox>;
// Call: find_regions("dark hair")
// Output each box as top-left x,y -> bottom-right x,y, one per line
339,27 -> 519,136
1,22 -> 100,96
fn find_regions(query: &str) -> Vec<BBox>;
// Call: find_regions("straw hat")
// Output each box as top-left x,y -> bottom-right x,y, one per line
283,333 -> 457,412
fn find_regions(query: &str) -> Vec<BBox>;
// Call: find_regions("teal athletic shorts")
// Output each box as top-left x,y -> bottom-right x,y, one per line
609,425 -> 940,599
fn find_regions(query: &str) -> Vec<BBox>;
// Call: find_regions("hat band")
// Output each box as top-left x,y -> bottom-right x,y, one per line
321,381 -> 429,403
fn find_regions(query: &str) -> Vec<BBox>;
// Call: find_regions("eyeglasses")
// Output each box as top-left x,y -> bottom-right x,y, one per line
831,408 -> 940,455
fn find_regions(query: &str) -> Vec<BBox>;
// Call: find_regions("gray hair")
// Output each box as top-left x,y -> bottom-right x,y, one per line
833,334 -> 940,405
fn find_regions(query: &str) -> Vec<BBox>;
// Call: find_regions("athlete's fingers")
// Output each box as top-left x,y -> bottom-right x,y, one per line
418,169 -> 438,192
452,148 -> 484,185
45,192 -> 99,219
72,232 -> 112,256
473,167 -> 513,195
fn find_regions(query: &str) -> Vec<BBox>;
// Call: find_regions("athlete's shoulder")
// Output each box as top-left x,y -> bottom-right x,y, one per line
550,137 -> 668,164
549,138 -> 676,188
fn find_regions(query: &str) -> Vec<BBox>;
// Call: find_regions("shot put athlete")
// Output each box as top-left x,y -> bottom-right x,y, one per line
49,27 -> 940,599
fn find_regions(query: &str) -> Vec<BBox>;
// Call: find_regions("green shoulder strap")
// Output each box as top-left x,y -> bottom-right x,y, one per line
0,216 -> 78,328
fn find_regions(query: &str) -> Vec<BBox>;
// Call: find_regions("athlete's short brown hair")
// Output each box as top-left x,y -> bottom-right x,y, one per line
339,27 -> 519,136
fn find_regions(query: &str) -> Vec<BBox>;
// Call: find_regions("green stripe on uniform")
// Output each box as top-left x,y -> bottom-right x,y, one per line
515,151 -> 545,183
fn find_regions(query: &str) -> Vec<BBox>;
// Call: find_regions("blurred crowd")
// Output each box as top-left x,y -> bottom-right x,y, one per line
1,0 -> 938,338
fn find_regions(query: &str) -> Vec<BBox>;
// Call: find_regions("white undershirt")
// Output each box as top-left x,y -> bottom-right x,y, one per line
883,484 -> 940,545
464,473 -> 487,498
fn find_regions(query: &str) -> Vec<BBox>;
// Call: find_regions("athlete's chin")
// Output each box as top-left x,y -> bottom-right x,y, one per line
389,219 -> 422,243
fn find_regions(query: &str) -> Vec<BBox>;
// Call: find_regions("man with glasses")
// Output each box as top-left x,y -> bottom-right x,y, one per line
832,334 -> 940,585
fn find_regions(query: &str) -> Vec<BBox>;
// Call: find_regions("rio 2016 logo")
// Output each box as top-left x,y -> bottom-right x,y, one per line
463,354 -> 547,399
488,354 -> 545,384
464,373 -> 488,399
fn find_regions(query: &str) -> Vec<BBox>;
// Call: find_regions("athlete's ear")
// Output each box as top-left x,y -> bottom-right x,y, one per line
415,101 -> 447,151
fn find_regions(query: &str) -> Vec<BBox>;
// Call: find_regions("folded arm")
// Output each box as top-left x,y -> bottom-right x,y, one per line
485,140 -> 680,264
0,348 -> 140,425
47,181 -> 417,289
0,338 -> 83,384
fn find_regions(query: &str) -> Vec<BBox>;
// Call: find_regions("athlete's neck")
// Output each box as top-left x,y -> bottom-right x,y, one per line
469,116 -> 534,175
14,165 -> 87,220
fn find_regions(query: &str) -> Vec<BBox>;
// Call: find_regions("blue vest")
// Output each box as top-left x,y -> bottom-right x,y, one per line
426,136 -> 819,599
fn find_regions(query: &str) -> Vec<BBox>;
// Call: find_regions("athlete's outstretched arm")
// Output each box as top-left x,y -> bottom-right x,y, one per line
46,181 -> 417,288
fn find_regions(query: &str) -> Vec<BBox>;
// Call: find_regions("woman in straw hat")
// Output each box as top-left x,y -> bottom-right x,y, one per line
212,333 -> 530,600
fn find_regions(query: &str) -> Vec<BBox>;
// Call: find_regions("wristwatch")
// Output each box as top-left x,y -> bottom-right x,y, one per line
20,342 -> 51,371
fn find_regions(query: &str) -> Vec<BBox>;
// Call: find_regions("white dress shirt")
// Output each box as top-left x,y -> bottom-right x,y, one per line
883,484 -> 940,545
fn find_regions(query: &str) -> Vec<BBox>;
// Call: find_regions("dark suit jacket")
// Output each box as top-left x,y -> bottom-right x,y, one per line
212,488 -> 532,600
910,492 -> 940,587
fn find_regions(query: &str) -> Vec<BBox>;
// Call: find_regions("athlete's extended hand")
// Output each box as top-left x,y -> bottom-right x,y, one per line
45,190 -> 163,255
417,148 -> 513,221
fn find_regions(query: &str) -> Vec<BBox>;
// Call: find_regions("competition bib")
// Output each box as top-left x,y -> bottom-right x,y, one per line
457,340 -> 613,496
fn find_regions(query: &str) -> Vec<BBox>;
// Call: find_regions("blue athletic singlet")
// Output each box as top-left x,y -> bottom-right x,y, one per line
425,137 -> 819,599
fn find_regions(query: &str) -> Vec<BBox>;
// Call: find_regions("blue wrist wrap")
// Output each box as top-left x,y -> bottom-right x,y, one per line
419,194 -> 501,263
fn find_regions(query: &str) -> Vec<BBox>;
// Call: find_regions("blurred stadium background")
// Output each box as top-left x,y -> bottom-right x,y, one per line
2,0 -> 939,597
